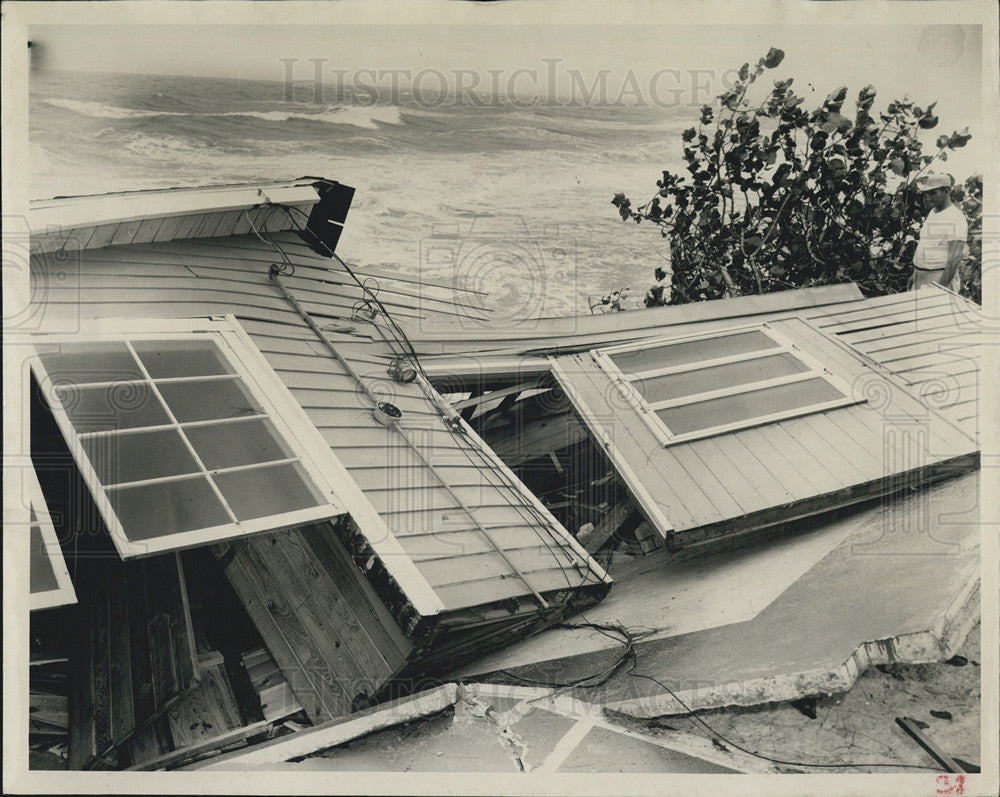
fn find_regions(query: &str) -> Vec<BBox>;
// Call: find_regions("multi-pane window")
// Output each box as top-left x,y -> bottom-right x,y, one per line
30,324 -> 344,558
593,324 -> 860,445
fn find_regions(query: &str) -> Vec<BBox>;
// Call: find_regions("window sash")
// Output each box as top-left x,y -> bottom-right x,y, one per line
592,323 -> 862,446
30,324 -> 343,559
26,468 -> 77,612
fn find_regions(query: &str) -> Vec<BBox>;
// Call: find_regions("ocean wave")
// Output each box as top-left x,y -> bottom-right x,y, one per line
120,132 -> 207,161
43,98 -> 180,119
44,97 -> 403,129
219,105 -> 402,128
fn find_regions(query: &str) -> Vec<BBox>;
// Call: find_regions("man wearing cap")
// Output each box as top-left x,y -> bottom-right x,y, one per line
910,173 -> 968,292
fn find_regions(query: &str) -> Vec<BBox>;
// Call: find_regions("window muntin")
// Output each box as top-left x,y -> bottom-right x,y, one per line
631,352 -> 810,405
594,324 -> 860,445
654,376 -> 846,435
32,327 -> 342,558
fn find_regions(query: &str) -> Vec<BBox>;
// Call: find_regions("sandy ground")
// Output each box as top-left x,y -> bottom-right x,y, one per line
607,620 -> 982,774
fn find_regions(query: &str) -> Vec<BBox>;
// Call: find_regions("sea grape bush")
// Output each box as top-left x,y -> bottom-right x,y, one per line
953,174 -> 983,305
612,48 -> 980,305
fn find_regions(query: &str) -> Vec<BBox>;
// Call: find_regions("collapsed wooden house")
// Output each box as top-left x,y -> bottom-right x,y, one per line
409,283 -> 980,553
21,179 -> 610,769
20,178 -> 980,770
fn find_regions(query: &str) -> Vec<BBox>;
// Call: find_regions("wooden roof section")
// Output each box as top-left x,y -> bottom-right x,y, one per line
550,303 -> 980,548
29,180 -> 322,255
805,286 -> 981,440
405,283 -> 867,358
28,220 -> 609,616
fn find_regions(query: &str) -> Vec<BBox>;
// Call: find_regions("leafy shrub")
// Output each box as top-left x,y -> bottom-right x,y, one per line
613,48 -> 979,304
953,174 -> 983,304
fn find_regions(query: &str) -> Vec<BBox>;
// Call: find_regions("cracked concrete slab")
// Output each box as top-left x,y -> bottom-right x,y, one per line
194,680 -> 757,773
458,473 -> 980,717
555,724 -> 737,773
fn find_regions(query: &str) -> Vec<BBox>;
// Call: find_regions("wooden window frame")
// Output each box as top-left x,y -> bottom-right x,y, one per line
26,467 -> 77,611
28,317 -> 346,559
591,322 -> 863,446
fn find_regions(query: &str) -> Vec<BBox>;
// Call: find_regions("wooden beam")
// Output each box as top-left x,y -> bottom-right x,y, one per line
127,720 -> 273,771
192,684 -> 460,768
895,717 -> 966,773
579,499 -> 638,554
450,380 -> 541,410
459,388 -> 483,421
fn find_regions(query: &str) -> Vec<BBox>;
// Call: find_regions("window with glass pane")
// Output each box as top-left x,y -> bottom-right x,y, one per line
28,470 -> 77,611
595,325 -> 857,445
33,334 -> 340,558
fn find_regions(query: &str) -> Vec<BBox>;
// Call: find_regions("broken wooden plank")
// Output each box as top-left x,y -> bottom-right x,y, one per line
240,648 -> 304,722
580,499 -> 637,554
69,551 -> 200,769
450,380 -> 542,411
166,658 -> 243,750
895,716 -> 966,773
259,683 -> 304,723
127,720 -> 273,771
192,684 -> 460,768
29,692 -> 68,730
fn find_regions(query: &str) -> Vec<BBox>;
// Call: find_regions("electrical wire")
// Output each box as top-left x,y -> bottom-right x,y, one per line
497,620 -> 946,773
248,203 -> 941,773
265,200 -> 602,592
496,621 -> 637,689
623,666 -> 945,772
244,206 -> 296,276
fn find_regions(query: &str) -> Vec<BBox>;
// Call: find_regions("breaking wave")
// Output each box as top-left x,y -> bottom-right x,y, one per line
43,98 -> 177,119
220,105 -> 404,128
43,98 -> 403,128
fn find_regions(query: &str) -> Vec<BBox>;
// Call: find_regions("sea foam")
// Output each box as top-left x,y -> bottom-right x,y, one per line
45,97 -> 403,129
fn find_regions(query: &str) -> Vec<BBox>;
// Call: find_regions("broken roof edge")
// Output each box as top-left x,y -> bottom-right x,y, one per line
399,283 -> 867,345
28,178 -> 326,244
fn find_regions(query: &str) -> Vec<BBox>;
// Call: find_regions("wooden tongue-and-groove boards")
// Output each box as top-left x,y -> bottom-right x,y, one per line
211,521 -> 413,724
69,552 -> 198,770
551,315 -> 980,549
806,287 -> 982,436
127,651 -> 246,768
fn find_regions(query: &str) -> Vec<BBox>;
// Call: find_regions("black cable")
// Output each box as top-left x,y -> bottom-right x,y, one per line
255,206 -> 941,772
262,202 -> 609,609
268,200 -> 600,590
495,619 -> 946,773
245,205 -> 295,276
496,621 -> 636,689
